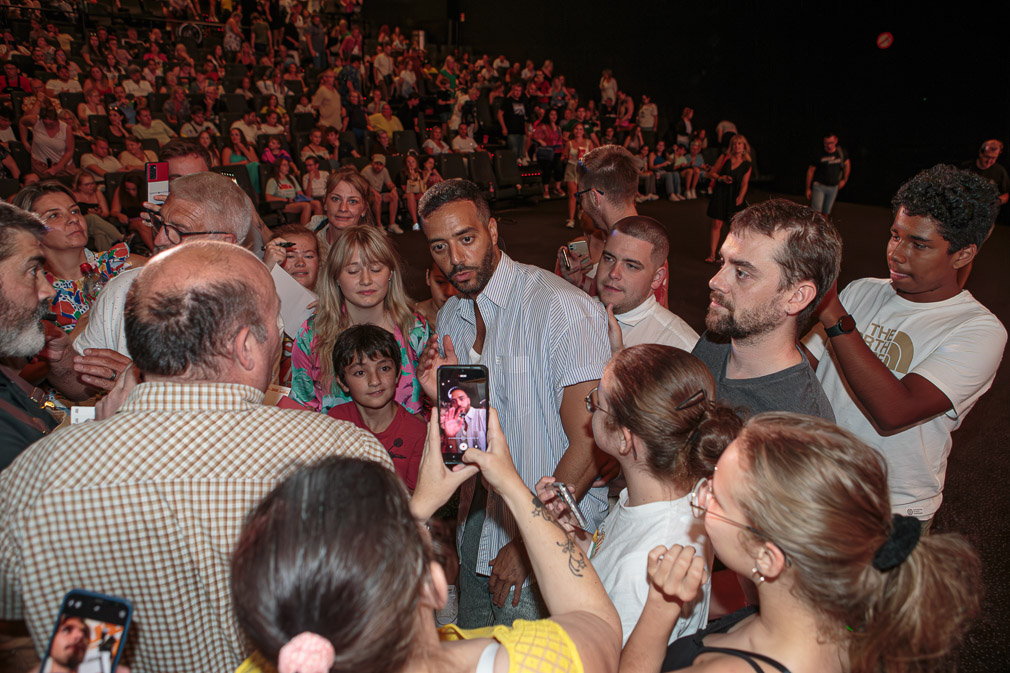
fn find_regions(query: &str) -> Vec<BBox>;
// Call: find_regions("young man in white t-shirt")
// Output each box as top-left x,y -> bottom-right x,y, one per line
803,164 -> 1005,530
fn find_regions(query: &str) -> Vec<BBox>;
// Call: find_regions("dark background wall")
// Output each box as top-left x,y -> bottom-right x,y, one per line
365,1 -> 1008,211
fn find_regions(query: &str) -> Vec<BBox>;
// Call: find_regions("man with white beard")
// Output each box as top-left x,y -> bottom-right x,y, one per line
0,203 -> 60,469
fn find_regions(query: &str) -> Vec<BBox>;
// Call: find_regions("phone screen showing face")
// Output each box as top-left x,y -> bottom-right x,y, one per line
145,161 -> 169,204
40,590 -> 132,673
438,364 -> 489,464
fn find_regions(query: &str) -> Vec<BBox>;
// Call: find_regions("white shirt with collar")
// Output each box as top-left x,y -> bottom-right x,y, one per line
611,294 -> 699,351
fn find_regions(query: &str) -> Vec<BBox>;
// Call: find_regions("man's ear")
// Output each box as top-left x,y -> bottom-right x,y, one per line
784,280 -> 817,318
951,243 -> 977,270
234,326 -> 256,372
650,261 -> 667,291
487,216 -> 499,248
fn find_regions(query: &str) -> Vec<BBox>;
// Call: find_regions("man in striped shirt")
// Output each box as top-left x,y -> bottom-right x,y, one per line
0,242 -> 392,673
418,180 -> 611,628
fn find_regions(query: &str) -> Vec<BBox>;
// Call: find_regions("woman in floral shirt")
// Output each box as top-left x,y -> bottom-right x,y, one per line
13,182 -> 145,333
288,225 -> 429,415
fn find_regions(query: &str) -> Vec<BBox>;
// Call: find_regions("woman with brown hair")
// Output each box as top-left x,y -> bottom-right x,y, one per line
538,345 -> 740,649
622,412 -> 981,673
310,168 -> 377,251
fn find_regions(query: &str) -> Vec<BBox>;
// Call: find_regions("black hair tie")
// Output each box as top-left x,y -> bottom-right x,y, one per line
872,514 -> 922,571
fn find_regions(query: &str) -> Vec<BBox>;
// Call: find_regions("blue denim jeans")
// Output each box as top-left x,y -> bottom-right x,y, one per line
810,181 -> 840,214
506,133 -> 525,160
659,171 -> 682,196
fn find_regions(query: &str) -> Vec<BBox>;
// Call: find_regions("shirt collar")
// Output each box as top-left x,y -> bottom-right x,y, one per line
119,381 -> 265,413
613,294 -> 657,327
478,251 -> 516,311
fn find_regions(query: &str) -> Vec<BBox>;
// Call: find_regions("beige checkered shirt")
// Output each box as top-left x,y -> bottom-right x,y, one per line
0,381 -> 392,673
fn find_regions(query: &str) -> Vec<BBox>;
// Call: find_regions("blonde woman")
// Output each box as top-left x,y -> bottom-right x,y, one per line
288,225 -> 429,414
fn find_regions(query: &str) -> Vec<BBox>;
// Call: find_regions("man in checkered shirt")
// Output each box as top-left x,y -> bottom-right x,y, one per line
0,241 -> 393,673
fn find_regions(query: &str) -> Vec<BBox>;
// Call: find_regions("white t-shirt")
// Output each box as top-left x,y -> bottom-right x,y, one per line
589,489 -> 712,645
804,278 -> 1006,518
73,267 -> 141,357
613,295 -> 699,352
452,136 -> 479,153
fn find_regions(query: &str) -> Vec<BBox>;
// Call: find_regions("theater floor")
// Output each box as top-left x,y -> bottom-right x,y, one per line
392,189 -> 1010,672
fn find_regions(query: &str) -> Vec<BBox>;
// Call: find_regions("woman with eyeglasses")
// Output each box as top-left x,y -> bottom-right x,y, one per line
620,412 -> 981,673
537,344 -> 741,650
12,181 -> 145,333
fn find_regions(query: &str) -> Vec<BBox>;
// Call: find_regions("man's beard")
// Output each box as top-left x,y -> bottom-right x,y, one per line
0,295 -> 47,358
705,291 -> 781,340
446,243 -> 496,297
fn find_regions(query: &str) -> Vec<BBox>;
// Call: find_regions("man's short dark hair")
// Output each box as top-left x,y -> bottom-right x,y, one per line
730,198 -> 842,324
0,202 -> 44,264
125,277 -> 268,378
159,137 -> 212,169
891,164 -> 1000,253
613,216 -> 669,266
418,179 -> 490,224
331,324 -> 402,388
577,145 -> 638,204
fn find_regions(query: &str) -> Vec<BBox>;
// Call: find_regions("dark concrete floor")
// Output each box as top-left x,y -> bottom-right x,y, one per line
392,190 -> 1010,672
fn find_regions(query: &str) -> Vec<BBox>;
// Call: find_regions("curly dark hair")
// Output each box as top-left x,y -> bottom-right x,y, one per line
891,164 -> 999,253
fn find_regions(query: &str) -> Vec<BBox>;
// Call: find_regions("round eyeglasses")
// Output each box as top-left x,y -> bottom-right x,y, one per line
584,386 -> 610,416
690,477 -> 792,565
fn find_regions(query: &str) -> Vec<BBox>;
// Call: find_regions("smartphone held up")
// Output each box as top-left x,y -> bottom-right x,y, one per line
438,364 -> 489,465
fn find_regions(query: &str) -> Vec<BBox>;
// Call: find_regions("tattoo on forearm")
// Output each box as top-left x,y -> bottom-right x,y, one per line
532,496 -> 587,577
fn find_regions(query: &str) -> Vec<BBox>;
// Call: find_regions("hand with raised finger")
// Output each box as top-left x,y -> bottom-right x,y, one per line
417,334 -> 457,401
605,303 -> 624,355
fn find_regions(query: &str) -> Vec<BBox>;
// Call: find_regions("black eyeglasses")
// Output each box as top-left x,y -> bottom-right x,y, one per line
574,186 -> 603,201
144,211 -> 232,246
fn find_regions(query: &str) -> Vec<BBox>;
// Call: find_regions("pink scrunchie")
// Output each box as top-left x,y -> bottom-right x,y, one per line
277,632 -> 336,673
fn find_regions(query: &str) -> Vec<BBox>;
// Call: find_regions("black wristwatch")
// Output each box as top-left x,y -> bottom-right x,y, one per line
825,314 -> 857,338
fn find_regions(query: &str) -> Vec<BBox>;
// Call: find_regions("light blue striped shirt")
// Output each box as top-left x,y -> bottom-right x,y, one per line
437,252 -> 611,578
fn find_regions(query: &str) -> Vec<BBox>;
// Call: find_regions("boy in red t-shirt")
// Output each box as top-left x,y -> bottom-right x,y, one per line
326,325 -> 426,490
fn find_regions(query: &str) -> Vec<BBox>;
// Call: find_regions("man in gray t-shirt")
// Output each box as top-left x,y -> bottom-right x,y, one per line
692,199 -> 841,420
359,154 -> 401,234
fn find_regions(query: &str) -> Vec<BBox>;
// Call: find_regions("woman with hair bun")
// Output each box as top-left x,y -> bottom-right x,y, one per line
537,344 -> 742,648
621,412 -> 981,673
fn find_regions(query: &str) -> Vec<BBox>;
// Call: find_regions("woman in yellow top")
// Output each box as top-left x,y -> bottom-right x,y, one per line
231,411 -> 659,673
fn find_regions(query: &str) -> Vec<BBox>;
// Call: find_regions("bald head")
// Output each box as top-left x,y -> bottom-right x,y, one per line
125,242 -> 279,385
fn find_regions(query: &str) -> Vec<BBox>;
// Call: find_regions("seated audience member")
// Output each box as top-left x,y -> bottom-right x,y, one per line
368,102 -> 403,138
422,125 -> 451,155
414,262 -> 458,330
180,105 -> 219,138
452,122 -> 479,153
327,324 -> 427,490
12,181 -> 144,334
421,155 -> 444,191
70,169 -> 124,250
110,171 -> 151,251
301,155 -> 330,199
0,241 -> 392,672
632,144 -> 658,202
230,424 -> 622,673
0,203 -> 60,468
359,154 -> 401,234
804,165 -> 1005,530
45,64 -> 82,96
260,135 -> 295,167
372,129 -> 395,156
132,107 -> 177,146
230,109 -> 261,144
121,65 -> 153,98
540,345 -> 740,646
300,128 -> 331,165
118,135 -> 159,170
287,225 -> 429,415
260,110 -> 286,138
80,137 -> 124,179
21,103 -> 75,177
265,158 -> 321,226
621,413 -> 981,673
597,216 -> 699,353
693,199 -> 840,420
